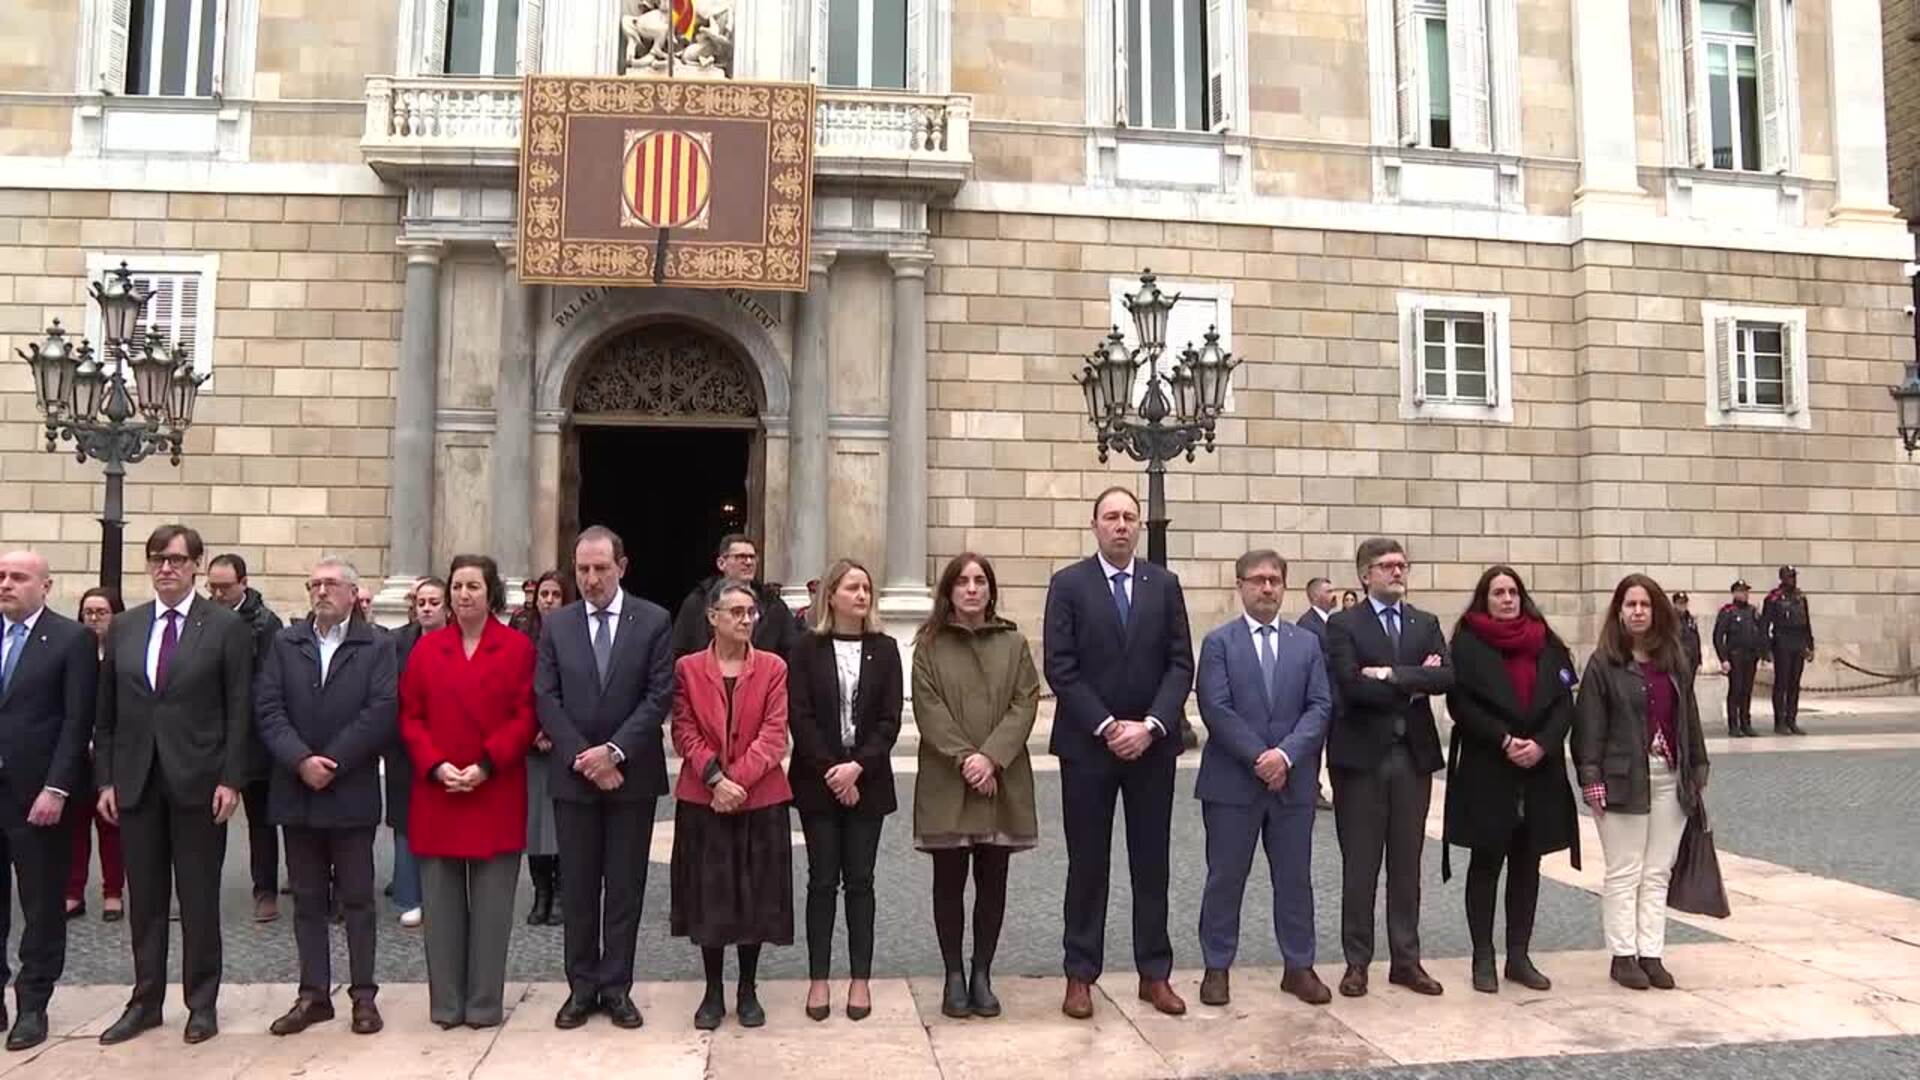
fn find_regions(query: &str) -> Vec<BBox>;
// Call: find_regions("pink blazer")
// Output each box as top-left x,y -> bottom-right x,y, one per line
671,645 -> 793,810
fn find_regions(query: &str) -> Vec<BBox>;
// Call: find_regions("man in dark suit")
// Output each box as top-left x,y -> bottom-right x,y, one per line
1195,551 -> 1332,1008
0,551 -> 96,1050
1043,487 -> 1193,1020
1324,537 -> 1453,999
95,524 -> 254,1045
536,525 -> 675,1030
255,557 -> 398,1037
1295,577 -> 1336,641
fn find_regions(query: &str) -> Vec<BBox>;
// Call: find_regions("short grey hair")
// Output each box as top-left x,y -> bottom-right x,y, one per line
313,555 -> 360,586
706,579 -> 756,610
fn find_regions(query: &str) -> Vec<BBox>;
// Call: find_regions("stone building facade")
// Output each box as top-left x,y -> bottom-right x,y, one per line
0,0 -> 1914,676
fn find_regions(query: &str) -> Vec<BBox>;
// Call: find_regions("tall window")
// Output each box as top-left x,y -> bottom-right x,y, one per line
446,0 -> 519,76
1702,0 -> 1759,170
1679,0 -> 1791,173
1420,4 -> 1450,148
1123,0 -> 1210,131
825,0 -> 908,89
1393,0 -> 1490,152
124,0 -> 225,97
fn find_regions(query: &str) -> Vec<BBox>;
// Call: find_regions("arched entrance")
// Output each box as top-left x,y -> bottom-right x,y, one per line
559,321 -> 766,611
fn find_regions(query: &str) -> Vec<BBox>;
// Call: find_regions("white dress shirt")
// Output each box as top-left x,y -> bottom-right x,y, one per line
145,594 -> 196,688
1242,613 -> 1292,767
1312,606 -> 1336,625
1092,553 -> 1165,740
314,618 -> 348,683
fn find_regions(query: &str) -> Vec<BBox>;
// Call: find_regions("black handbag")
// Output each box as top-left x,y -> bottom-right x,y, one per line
1667,805 -> 1731,918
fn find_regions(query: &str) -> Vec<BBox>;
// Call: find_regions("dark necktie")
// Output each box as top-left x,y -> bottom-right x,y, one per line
1111,571 -> 1131,627
1382,606 -> 1401,653
1257,625 -> 1276,692
155,610 -> 180,692
0,622 -> 24,693
592,608 -> 613,687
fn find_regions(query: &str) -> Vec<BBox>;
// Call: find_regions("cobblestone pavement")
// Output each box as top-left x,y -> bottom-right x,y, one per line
1697,749 -> 1920,901
1266,1036 -> 1920,1080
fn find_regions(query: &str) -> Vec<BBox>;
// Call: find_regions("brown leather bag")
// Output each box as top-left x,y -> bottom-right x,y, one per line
1667,805 -> 1731,918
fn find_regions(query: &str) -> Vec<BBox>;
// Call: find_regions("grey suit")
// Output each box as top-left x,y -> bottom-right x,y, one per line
96,595 -> 254,1014
1194,618 -> 1331,971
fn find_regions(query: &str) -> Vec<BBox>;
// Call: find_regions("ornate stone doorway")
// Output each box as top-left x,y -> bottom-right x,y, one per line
560,321 -> 765,610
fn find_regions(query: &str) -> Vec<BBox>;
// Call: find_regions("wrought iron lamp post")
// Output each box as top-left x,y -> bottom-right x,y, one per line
15,262 -> 208,590
1073,269 -> 1240,566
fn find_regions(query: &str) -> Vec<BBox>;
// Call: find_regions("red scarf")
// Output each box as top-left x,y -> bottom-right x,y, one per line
1463,611 -> 1546,712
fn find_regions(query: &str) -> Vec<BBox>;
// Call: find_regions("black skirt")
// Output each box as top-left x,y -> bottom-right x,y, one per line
669,800 -> 794,948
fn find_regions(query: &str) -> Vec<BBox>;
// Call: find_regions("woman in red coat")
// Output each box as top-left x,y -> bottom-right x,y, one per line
399,554 -> 538,1029
671,579 -> 794,1031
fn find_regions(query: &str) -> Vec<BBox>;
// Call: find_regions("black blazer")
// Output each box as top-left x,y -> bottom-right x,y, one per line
0,609 -> 96,820
1295,608 -> 1329,641
534,592 -> 676,803
787,631 -> 902,817
1042,556 -> 1194,765
96,596 -> 254,810
255,617 -> 399,830
1324,600 -> 1453,775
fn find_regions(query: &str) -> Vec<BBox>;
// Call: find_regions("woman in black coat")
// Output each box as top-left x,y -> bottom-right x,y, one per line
787,558 -> 902,1023
1443,565 -> 1579,994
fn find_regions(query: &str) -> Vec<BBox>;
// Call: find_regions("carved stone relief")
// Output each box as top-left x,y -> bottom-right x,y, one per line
572,324 -> 759,418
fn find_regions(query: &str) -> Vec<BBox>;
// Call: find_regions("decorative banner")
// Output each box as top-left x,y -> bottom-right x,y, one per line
517,77 -> 815,292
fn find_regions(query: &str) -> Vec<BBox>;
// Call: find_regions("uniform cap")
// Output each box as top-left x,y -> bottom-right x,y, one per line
1672,591 -> 1689,604
1731,578 -> 1750,591
1779,565 -> 1797,578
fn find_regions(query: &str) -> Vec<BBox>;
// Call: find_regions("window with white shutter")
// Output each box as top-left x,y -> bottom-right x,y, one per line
1397,292 -> 1512,422
83,254 -> 220,376
445,0 -> 520,76
1675,0 -> 1792,173
1393,0 -> 1495,152
1118,0 -> 1212,132
1702,303 -> 1807,429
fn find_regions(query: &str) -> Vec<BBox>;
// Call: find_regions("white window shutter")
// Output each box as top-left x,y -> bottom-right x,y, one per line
1755,0 -> 1789,173
1481,313 -> 1499,405
811,0 -> 831,82
519,0 -> 545,75
1680,0 -> 1708,167
1446,0 -> 1491,152
209,0 -> 229,97
905,0 -> 925,92
99,0 -> 132,95
1394,0 -> 1421,146
1779,322 -> 1801,414
425,0 -> 452,74
1728,317 -> 1743,409
1205,0 -> 1233,132
1114,0 -> 1131,126
1410,305 -> 1429,405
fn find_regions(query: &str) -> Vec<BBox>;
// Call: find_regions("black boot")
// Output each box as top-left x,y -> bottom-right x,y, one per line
969,966 -> 1001,1018
525,857 -> 553,926
1471,948 -> 1498,994
546,860 -> 564,925
693,985 -> 726,1030
736,979 -> 765,1028
941,972 -> 970,1018
1504,952 -> 1551,991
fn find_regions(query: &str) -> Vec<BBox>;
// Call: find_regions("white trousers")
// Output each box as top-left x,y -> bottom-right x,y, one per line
1596,756 -> 1687,958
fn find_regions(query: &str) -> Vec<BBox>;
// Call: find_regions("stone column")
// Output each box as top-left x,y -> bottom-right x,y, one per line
376,237 -> 446,620
1827,0 -> 1900,224
1569,0 -> 1647,212
879,251 -> 934,622
490,241 -> 536,582
783,249 -> 835,609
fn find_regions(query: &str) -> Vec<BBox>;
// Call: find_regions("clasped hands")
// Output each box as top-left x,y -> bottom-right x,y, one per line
1253,748 -> 1289,792
1361,654 -> 1443,682
573,743 -> 625,791
710,776 -> 749,814
824,761 -> 863,807
960,752 -> 998,797
1103,718 -> 1155,761
1502,737 -> 1545,769
434,761 -> 490,793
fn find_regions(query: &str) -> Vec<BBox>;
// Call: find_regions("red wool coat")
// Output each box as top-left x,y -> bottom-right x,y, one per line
671,645 -> 793,810
400,619 -> 539,859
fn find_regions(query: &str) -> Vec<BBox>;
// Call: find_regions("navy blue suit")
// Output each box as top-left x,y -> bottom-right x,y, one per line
1195,617 -> 1331,970
1042,555 -> 1193,983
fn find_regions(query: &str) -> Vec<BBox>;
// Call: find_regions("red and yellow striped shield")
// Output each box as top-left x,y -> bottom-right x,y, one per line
619,129 -> 714,231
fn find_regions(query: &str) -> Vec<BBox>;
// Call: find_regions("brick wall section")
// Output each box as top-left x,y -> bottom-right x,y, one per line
0,189 -> 405,617
1885,0 -> 1920,220
924,210 -> 1916,669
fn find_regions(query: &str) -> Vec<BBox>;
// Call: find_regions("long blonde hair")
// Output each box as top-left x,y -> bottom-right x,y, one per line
810,558 -> 883,636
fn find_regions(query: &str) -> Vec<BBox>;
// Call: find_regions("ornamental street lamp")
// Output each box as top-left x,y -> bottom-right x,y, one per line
1073,269 -> 1241,567
1897,264 -> 1920,456
15,262 -> 208,590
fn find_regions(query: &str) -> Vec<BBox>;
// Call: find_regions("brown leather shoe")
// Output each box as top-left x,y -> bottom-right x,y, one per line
1338,965 -> 1368,997
268,999 -> 332,1037
253,895 -> 279,924
1388,965 -> 1444,996
1198,968 -> 1230,1007
350,1001 -> 383,1035
1062,979 -> 1094,1020
1281,968 -> 1333,1006
1137,977 -> 1186,1016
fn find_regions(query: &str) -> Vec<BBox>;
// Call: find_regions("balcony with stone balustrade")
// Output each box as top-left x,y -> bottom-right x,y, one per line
361,76 -> 972,197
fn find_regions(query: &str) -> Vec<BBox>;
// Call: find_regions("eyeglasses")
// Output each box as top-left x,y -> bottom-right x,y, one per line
1238,575 -> 1285,589
1368,559 -> 1411,575
147,554 -> 193,570
719,606 -> 759,621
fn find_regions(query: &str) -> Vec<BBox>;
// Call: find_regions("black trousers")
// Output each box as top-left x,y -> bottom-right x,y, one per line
1771,646 -> 1807,725
798,807 -> 884,980
1332,744 -> 1432,971
1726,653 -> 1760,729
240,779 -> 279,898
283,825 -> 377,1003
0,810 -> 73,1012
554,797 -> 656,1001
121,792 -> 227,1013
1060,754 -> 1175,982
1463,821 -> 1540,955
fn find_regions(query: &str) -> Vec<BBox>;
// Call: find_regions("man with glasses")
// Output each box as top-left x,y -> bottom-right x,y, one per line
1324,538 -> 1453,999
95,525 -> 254,1045
254,557 -> 397,1036
670,534 -> 797,659
206,553 -> 285,924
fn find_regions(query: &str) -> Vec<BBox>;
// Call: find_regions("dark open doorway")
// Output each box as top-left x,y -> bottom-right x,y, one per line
573,424 -> 753,612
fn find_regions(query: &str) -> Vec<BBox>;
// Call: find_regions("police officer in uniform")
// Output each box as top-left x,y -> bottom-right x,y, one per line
1712,579 -> 1766,737
1672,593 -> 1702,673
1759,566 -> 1813,736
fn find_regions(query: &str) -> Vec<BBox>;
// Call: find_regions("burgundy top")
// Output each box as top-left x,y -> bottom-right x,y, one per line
1637,660 -> 1678,765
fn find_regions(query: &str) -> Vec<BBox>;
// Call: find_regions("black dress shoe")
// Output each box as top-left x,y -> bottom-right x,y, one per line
1338,965 -> 1368,997
967,967 -> 999,1019
1470,950 -> 1498,994
693,987 -> 726,1031
1504,954 -> 1552,991
350,1001 -> 383,1035
1199,968 -> 1231,1007
554,995 -> 595,1030
1388,965 -> 1444,996
183,1010 -> 218,1044
600,993 -> 643,1030
940,972 -> 970,1018
736,984 -> 765,1028
7,1010 -> 47,1051
805,998 -> 830,1022
64,902 -> 85,920
1638,956 -> 1676,989
269,999 -> 334,1036
99,1006 -> 163,1046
